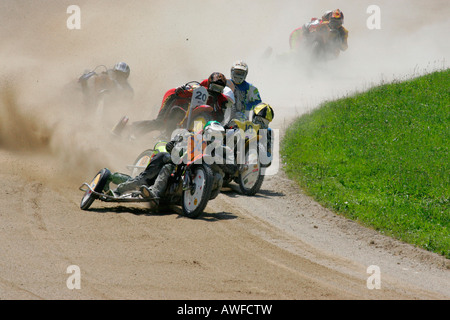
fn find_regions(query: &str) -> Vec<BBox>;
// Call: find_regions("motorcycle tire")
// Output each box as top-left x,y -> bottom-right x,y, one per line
111,115 -> 129,137
182,164 -> 214,219
238,148 -> 264,196
80,168 -> 111,210
130,149 -> 154,177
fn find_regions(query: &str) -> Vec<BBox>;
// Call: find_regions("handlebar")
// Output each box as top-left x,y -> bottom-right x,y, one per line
183,81 -> 202,90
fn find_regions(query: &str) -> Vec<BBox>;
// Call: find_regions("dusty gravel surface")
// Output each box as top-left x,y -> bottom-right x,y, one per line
0,148 -> 449,300
0,0 -> 448,300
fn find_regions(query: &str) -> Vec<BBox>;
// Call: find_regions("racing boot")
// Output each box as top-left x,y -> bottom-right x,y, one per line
140,185 -> 159,207
140,163 -> 175,205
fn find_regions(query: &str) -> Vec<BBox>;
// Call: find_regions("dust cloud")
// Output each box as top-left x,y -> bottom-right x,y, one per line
0,0 -> 448,184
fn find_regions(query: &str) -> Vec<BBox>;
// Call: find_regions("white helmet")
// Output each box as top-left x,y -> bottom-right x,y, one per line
113,62 -> 130,79
231,60 -> 248,85
203,120 -> 225,142
322,10 -> 333,21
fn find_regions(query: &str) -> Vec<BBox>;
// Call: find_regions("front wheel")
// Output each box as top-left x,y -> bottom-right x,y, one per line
80,168 -> 111,210
310,40 -> 325,62
182,165 -> 214,219
238,148 -> 264,196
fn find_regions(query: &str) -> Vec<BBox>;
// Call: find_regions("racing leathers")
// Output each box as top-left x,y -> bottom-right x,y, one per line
226,79 -> 262,122
132,79 -> 232,138
289,18 -> 348,55
109,128 -> 234,204
109,151 -> 174,203
78,67 -> 134,110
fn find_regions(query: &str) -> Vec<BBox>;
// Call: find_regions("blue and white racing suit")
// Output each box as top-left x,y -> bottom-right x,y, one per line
226,79 -> 262,121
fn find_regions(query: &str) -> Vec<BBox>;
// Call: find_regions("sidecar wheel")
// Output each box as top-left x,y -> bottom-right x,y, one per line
80,168 -> 111,210
130,150 -> 154,177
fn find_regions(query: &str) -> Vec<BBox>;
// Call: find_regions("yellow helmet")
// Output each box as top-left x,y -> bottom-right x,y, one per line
252,103 -> 274,128
329,9 -> 344,28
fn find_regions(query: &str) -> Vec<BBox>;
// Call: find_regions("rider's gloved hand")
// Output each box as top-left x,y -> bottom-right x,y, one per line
175,85 -> 187,95
166,140 -> 175,153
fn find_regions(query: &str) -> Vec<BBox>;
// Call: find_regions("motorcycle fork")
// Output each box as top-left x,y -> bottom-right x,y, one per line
182,167 -> 192,191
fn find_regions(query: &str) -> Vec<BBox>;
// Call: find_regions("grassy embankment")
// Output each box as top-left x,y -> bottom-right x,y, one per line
281,69 -> 449,258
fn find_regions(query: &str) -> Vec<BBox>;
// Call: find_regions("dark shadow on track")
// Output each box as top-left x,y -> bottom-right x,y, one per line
220,184 -> 285,199
87,204 -> 238,221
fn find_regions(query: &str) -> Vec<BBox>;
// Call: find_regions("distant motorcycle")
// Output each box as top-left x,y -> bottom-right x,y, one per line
78,65 -> 133,117
112,83 -> 223,140
291,20 -> 344,61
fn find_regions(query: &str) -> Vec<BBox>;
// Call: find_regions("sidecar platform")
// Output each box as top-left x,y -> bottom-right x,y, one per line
79,182 -> 150,203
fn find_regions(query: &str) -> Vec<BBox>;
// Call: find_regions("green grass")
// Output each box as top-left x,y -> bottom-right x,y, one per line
281,69 -> 450,258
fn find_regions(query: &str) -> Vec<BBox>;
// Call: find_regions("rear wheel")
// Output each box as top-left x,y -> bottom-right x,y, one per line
182,165 -> 214,219
130,150 -> 154,177
238,148 -> 264,196
80,168 -> 111,210
111,116 -> 129,137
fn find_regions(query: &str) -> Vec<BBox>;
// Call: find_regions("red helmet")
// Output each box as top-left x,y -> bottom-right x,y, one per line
206,72 -> 227,94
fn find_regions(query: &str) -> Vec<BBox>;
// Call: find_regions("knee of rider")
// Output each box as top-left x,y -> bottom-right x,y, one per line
162,152 -> 172,164
162,163 -> 175,174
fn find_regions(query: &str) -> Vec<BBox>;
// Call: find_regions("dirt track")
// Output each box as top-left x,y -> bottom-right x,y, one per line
0,0 -> 449,299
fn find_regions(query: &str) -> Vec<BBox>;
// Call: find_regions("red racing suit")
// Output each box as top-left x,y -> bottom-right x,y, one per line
156,79 -> 229,125
289,18 -> 348,54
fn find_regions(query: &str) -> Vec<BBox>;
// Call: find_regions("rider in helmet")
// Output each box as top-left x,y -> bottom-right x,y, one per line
252,103 -> 274,166
131,72 -> 232,138
107,135 -> 188,204
113,62 -> 130,78
252,102 -> 274,129
226,60 -> 262,123
78,61 -> 134,110
109,62 -> 134,100
289,9 -> 348,53
203,120 -> 225,142
169,72 -> 231,122
109,120 -> 234,202
325,9 -> 348,52
105,140 -> 171,201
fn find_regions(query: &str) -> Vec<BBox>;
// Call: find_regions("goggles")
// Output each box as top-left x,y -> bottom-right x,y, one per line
233,69 -> 247,76
209,83 -> 225,93
232,69 -> 247,84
